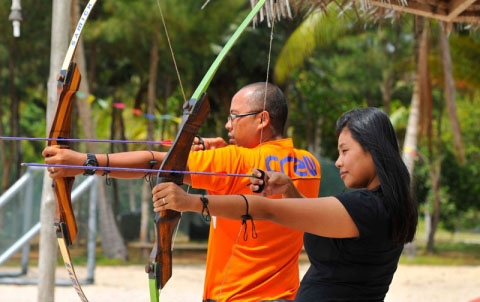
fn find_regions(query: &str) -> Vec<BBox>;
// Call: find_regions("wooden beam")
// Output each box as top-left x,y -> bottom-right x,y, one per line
368,0 -> 451,21
447,0 -> 478,21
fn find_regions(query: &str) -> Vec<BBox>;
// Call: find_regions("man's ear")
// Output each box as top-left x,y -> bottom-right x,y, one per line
259,111 -> 270,127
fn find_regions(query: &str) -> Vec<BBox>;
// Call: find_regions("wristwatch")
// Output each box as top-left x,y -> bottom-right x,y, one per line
83,153 -> 99,175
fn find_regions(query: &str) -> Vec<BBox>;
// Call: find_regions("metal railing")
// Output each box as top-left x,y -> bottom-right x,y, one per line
0,167 -> 97,285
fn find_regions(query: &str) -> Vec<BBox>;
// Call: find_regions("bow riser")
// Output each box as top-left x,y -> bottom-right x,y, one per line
49,62 -> 81,142
156,93 -> 211,184
49,62 -> 81,245
148,93 -> 210,290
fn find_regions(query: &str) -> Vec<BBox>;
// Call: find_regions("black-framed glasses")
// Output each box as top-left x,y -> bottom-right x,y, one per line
227,111 -> 261,122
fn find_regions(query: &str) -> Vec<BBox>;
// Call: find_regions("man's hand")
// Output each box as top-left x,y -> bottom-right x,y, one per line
42,147 -> 86,178
249,168 -> 304,198
191,136 -> 228,151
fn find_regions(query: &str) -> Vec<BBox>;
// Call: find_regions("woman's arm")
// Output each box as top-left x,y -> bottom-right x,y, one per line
152,182 -> 359,239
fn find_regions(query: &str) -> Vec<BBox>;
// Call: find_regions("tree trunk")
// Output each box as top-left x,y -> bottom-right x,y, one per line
1,40 -> 20,191
426,157 -> 441,253
401,16 -> 429,259
438,22 -> 465,164
402,78 -> 420,258
9,54 -> 21,181
0,59 -> 9,191
72,0 -> 127,260
38,1 -> 71,301
402,80 -> 420,176
380,72 -> 393,115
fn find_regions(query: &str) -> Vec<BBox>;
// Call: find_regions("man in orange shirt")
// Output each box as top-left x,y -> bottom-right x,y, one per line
43,82 -> 320,301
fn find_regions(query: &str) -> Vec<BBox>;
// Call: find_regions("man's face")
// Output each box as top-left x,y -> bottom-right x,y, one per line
225,88 -> 263,148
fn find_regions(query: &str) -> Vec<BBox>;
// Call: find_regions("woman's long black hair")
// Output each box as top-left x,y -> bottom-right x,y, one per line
336,107 -> 418,244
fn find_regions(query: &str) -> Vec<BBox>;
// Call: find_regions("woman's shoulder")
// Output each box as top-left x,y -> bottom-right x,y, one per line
336,187 -> 381,200
335,187 -> 385,214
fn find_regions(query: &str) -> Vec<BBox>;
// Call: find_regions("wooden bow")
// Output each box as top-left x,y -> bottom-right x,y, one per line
145,93 -> 210,301
47,1 -> 98,301
145,1 -> 268,300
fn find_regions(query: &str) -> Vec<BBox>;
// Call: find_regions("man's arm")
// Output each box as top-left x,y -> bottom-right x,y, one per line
42,147 -> 168,179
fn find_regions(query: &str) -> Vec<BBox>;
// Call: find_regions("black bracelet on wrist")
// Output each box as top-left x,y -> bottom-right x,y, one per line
200,195 -> 211,222
103,153 -> 112,185
240,194 -> 257,241
144,150 -> 158,189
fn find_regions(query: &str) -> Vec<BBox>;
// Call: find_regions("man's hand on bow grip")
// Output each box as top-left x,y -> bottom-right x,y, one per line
42,147 -> 85,178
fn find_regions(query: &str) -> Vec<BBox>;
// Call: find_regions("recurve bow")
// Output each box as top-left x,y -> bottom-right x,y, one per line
47,1 -> 98,301
145,0 -> 268,301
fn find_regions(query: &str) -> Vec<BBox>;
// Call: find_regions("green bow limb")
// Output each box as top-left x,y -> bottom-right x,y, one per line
147,1 -> 268,301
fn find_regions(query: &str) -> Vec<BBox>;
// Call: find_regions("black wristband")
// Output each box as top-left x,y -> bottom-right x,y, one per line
200,195 -> 211,222
83,153 -> 98,175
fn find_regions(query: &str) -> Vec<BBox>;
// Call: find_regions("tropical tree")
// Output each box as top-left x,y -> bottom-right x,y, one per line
274,5 -> 416,158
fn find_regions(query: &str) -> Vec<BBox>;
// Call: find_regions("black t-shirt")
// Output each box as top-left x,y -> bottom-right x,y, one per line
295,188 -> 403,301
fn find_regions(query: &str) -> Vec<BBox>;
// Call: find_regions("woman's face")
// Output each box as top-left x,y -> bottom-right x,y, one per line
335,128 -> 380,190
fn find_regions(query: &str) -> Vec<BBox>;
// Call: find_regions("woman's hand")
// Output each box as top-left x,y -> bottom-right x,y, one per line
152,182 -> 199,213
250,168 -> 303,198
42,147 -> 87,178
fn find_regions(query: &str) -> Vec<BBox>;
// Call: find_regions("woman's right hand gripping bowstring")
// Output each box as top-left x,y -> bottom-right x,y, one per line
249,168 -> 303,198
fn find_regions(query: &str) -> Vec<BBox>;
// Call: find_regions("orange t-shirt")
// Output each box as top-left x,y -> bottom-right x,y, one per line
188,138 -> 320,302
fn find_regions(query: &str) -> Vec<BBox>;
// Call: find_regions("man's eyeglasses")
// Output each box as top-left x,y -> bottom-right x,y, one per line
227,111 -> 261,122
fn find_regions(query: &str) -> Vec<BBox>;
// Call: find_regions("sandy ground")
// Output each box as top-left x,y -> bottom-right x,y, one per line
1,263 -> 480,301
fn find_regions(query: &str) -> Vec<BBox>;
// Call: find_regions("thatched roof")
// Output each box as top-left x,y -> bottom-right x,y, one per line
252,0 -> 480,26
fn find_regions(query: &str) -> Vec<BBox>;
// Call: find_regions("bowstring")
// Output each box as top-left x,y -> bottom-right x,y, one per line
155,0 -> 187,103
258,8 -> 276,151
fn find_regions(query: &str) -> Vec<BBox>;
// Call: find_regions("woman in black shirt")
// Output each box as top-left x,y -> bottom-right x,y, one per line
152,107 -> 418,301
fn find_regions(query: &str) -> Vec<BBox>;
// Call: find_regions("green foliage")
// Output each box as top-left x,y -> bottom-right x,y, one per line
412,95 -> 480,232
450,31 -> 480,90
284,19 -> 416,158
81,0 -> 250,143
274,5 -> 354,84
438,97 -> 480,230
1,1 -> 480,236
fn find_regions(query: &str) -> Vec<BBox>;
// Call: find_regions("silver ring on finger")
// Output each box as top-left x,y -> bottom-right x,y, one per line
162,197 -> 166,205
